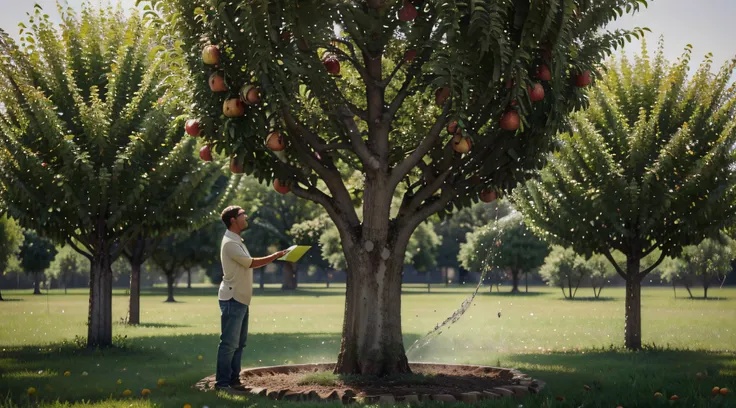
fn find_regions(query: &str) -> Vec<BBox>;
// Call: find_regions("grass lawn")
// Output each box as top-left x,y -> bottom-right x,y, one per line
0,284 -> 734,407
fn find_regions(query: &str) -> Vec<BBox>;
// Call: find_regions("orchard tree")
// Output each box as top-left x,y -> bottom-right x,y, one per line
538,246 -> 586,298
47,245 -> 88,294
0,213 -> 24,300
514,43 -> 736,349
150,0 -> 648,374
18,230 -> 57,294
0,4 -> 225,347
434,200 -> 513,285
660,234 -> 734,299
460,211 -> 548,292
585,253 -> 617,298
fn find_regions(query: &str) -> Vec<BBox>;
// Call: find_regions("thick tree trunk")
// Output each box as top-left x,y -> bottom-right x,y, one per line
510,269 -> 520,293
282,262 -> 297,290
165,272 -> 176,302
87,250 -> 113,348
335,249 -> 410,375
624,256 -> 642,350
33,273 -> 42,295
127,262 -> 142,325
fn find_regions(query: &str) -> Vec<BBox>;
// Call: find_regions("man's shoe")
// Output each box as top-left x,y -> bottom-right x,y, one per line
214,385 -> 234,394
230,382 -> 248,391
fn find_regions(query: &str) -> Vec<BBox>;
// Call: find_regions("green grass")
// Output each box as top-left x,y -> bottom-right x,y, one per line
0,284 -> 735,407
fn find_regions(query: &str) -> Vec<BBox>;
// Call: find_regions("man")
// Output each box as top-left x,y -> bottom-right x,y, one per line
216,205 -> 289,391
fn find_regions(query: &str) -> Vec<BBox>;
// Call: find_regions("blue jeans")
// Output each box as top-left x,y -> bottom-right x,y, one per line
216,298 -> 249,387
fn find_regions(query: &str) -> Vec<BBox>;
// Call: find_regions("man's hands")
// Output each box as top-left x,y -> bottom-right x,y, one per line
250,249 -> 291,269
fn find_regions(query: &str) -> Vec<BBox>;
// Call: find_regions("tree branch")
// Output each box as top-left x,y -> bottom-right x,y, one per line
334,106 -> 380,170
398,184 -> 456,244
315,142 -> 351,152
601,247 -> 626,279
281,107 -> 360,227
66,237 -> 93,262
291,183 -> 357,241
389,103 -> 450,188
639,249 -> 667,279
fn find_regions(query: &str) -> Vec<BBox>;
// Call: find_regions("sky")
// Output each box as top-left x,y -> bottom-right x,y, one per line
0,0 -> 734,72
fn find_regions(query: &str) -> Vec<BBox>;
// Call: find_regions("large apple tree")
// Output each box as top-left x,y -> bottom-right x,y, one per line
146,0 -> 648,374
513,43 -> 736,349
0,4 -> 227,347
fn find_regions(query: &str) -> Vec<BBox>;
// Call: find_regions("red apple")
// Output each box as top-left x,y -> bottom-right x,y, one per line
41,162 -> 48,167
451,133 -> 472,154
528,83 -> 545,102
208,72 -> 227,92
398,2 -> 418,22
576,70 -> 592,87
185,119 -> 202,137
239,84 -> 261,105
322,54 -> 340,75
202,45 -> 220,65
404,49 -> 417,62
500,111 -> 520,131
199,145 -> 213,162
229,155 -> 243,174
435,87 -> 450,106
447,120 -> 458,134
223,98 -> 246,117
273,178 -> 290,194
266,131 -> 286,151
536,64 -> 551,81
479,189 -> 497,203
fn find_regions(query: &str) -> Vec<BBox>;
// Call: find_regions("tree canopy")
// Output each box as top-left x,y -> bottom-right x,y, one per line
514,41 -> 736,349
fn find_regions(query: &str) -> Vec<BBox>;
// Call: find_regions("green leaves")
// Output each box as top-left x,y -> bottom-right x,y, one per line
514,40 -> 736,275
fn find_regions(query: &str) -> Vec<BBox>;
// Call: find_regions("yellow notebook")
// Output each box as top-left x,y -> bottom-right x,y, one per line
279,245 -> 311,262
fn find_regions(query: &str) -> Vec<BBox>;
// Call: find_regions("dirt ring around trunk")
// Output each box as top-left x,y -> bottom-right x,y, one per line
194,362 -> 545,404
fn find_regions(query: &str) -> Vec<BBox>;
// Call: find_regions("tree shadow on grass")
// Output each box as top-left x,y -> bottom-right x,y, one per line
478,291 -> 547,297
560,296 -> 617,302
0,332 -> 418,406
674,297 -> 729,301
505,348 -> 736,404
0,298 -> 24,302
115,322 -> 192,329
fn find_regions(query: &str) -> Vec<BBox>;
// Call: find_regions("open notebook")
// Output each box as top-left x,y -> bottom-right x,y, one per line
278,245 -> 311,262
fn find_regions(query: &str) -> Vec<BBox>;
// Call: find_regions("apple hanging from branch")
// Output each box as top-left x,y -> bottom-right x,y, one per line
185,119 -> 202,137
202,45 -> 220,65
199,145 -> 213,162
208,72 -> 227,92
273,179 -> 290,194
266,131 -> 286,151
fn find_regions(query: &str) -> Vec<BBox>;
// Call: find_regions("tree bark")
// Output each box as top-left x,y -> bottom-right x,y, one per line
672,280 -> 676,298
624,256 -> 643,350
33,272 -> 42,295
335,248 -> 410,375
187,268 -> 192,289
87,249 -> 113,348
510,269 -> 520,293
282,262 -> 297,290
165,272 -> 176,302
127,261 -> 142,325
